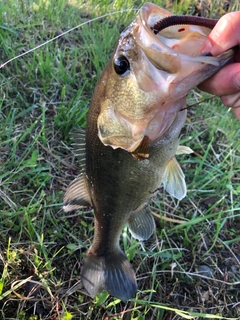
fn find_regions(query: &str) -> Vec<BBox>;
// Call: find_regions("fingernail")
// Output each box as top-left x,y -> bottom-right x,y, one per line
200,40 -> 213,54
235,72 -> 240,90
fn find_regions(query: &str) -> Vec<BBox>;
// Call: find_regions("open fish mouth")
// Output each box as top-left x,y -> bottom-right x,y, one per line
97,3 -> 236,155
134,3 -> 234,78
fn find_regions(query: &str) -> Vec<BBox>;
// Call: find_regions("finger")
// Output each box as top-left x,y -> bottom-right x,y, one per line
201,12 -> 240,55
221,91 -> 240,107
221,92 -> 240,120
198,63 -> 240,96
232,106 -> 240,120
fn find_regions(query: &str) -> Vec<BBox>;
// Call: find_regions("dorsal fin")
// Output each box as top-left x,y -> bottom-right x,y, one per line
162,156 -> 186,200
63,173 -> 92,212
71,128 -> 86,172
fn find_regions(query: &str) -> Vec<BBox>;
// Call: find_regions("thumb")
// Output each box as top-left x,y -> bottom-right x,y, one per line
200,12 -> 240,56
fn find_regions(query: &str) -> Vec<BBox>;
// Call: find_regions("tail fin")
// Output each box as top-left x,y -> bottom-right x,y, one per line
81,250 -> 137,300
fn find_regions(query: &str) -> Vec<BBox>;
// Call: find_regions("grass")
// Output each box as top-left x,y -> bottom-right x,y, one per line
0,0 -> 239,319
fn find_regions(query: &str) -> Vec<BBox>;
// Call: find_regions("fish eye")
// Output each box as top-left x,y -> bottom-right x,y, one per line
113,55 -> 130,76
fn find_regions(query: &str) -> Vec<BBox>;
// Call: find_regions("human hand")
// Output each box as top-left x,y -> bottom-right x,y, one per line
198,11 -> 240,120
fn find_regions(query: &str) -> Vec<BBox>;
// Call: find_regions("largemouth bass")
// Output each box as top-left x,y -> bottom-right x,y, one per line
63,3 -> 235,300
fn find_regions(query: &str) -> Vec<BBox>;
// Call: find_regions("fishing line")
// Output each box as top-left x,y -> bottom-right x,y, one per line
0,8 -> 138,69
181,96 -> 215,110
0,8 -> 224,112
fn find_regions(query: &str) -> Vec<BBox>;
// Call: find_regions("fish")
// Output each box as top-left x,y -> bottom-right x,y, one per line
63,3 -> 236,300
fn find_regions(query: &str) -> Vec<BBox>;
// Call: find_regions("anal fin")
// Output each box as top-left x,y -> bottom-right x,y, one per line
128,204 -> 155,241
63,173 -> 92,212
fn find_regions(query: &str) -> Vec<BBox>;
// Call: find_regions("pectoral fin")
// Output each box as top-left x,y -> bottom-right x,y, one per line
131,135 -> 150,160
176,145 -> 193,155
162,157 -> 186,200
128,204 -> 155,241
63,173 -> 92,212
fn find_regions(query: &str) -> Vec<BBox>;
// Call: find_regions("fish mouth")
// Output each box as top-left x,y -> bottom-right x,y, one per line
97,3 -> 236,155
135,3 -> 235,81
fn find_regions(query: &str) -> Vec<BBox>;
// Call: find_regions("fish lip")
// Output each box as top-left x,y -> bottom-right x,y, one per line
139,3 -> 172,30
135,3 -> 181,72
135,4 -> 177,69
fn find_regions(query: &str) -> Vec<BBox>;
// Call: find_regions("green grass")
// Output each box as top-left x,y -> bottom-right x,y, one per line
0,0 -> 240,319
